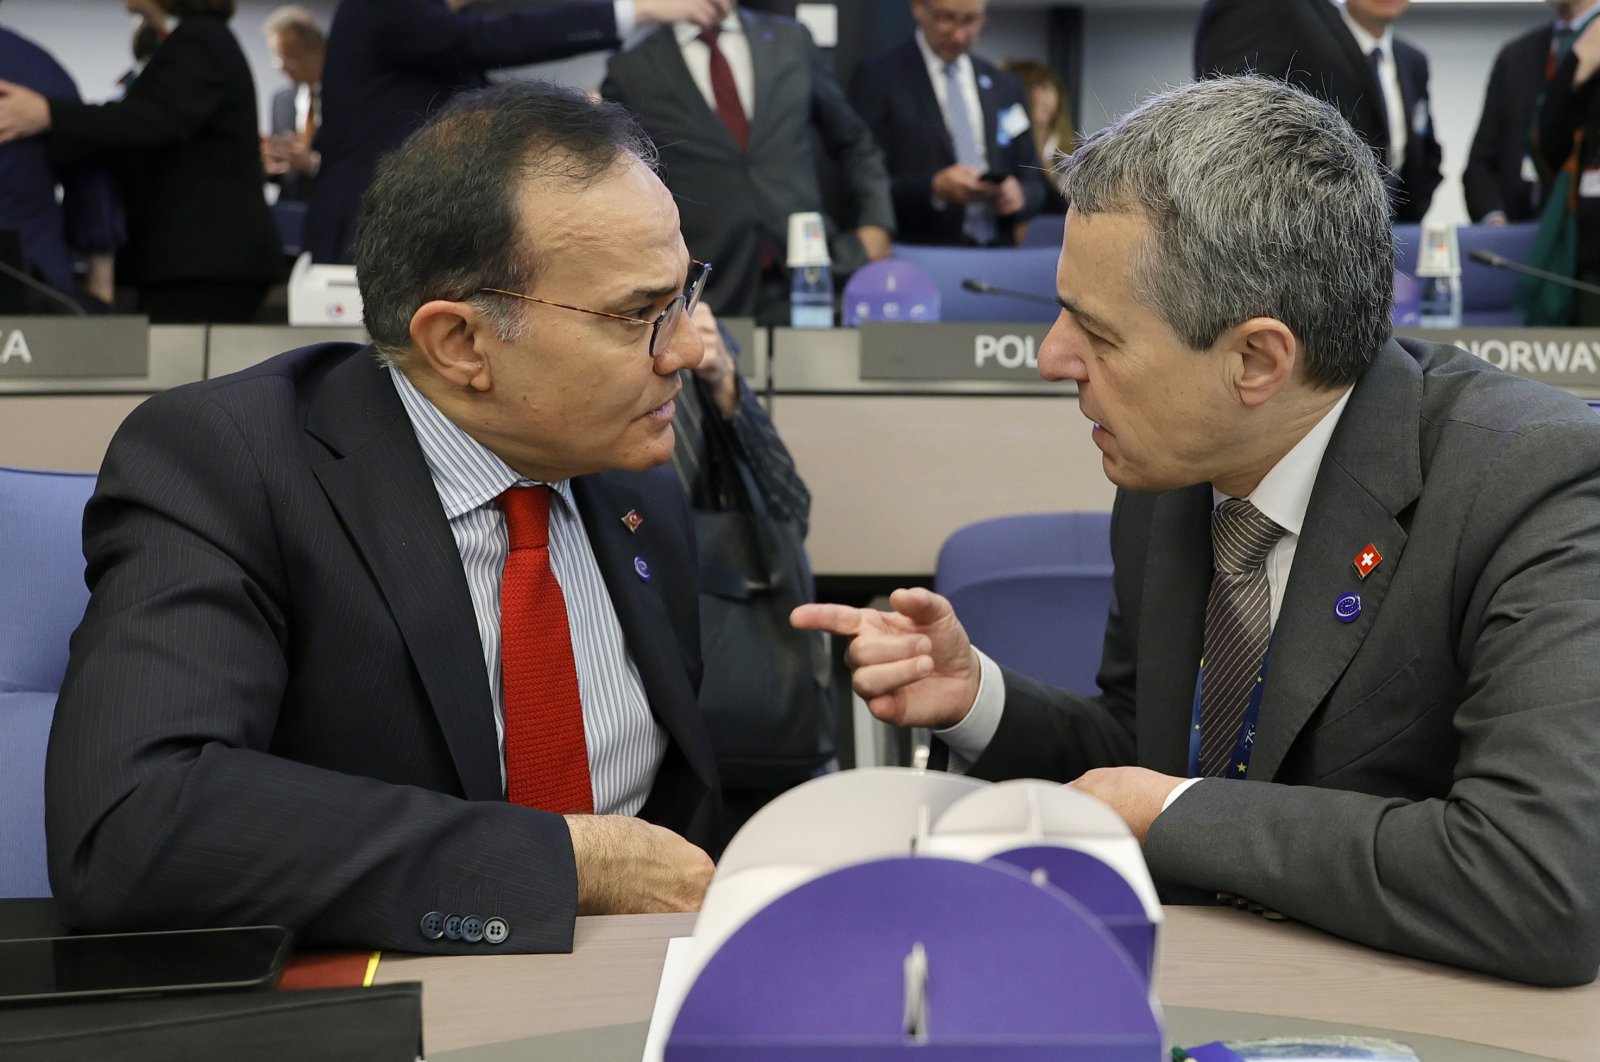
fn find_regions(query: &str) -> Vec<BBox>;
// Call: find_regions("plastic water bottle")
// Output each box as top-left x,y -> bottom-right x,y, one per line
1418,275 -> 1462,329
790,264 -> 834,329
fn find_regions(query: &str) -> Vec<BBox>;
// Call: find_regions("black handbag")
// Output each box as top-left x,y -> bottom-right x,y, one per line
691,387 -> 835,791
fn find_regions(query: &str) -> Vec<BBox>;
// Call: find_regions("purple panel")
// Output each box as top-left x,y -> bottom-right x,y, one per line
842,260 -> 942,326
668,857 -> 1159,1058
986,846 -> 1156,981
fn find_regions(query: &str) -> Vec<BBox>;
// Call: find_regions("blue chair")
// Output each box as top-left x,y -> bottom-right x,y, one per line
0,465 -> 96,898
892,246 -> 1061,324
935,513 -> 1113,695
271,200 -> 308,258
1393,222 -> 1539,328
1020,213 -> 1066,249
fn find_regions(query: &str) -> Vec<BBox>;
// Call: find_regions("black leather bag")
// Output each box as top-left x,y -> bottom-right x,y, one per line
691,397 -> 835,791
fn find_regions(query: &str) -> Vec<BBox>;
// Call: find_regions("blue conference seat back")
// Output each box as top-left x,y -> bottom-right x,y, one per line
1394,222 -> 1538,327
1020,213 -> 1066,248
935,512 -> 1114,695
892,245 -> 1062,323
0,465 -> 96,898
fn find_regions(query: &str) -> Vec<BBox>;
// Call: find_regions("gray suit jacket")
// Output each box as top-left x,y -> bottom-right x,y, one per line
601,11 -> 894,318
967,339 -> 1600,986
268,85 -> 312,202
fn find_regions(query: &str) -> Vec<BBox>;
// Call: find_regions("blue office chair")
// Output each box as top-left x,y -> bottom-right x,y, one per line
1393,222 -> 1539,328
892,246 -> 1062,324
0,465 -> 96,898
1020,213 -> 1066,248
935,512 -> 1114,695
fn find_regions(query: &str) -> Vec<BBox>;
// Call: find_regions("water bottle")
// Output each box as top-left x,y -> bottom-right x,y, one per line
789,264 -> 834,329
1418,274 -> 1461,329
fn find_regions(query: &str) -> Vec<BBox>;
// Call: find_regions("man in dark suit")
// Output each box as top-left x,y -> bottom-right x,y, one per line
848,0 -> 1047,246
46,82 -> 724,955
1194,0 -> 1443,222
305,0 -> 730,264
796,77 -> 1600,987
601,7 -> 895,321
260,5 -> 324,203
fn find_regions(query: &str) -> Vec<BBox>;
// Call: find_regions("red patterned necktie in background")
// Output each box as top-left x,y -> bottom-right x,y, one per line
497,486 -> 593,813
700,26 -> 749,152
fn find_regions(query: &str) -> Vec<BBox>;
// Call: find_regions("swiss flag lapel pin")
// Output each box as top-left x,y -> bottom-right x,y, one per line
1353,543 -> 1382,580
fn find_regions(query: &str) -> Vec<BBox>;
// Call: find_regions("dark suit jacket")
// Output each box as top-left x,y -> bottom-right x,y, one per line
1464,24 -> 1552,222
601,12 -> 895,319
963,339 -> 1600,986
1194,0 -> 1443,222
268,85 -> 313,203
45,15 -> 281,286
305,0 -> 621,264
1538,51 -> 1600,270
46,343 -> 719,955
848,40 -> 1047,246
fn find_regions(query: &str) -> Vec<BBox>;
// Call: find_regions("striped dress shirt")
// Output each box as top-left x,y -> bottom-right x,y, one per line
389,366 -> 666,815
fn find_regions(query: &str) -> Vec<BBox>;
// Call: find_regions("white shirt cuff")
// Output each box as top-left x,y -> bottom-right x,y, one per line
1161,776 -> 1203,814
933,650 -> 1005,771
613,0 -> 636,36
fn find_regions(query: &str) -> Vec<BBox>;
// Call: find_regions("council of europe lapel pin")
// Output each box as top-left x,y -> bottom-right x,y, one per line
621,509 -> 644,534
1352,543 -> 1382,580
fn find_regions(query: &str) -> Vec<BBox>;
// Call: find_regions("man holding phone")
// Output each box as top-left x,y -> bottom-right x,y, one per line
849,0 -> 1048,247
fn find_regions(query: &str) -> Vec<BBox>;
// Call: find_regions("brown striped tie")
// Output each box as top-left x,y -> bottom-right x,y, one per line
1198,498 -> 1286,777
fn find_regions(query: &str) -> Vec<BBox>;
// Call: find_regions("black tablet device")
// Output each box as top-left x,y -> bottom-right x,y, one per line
0,925 -> 293,1005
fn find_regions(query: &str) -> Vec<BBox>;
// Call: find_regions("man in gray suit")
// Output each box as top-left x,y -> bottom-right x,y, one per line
602,6 -> 894,322
260,5 -> 324,202
795,76 -> 1600,986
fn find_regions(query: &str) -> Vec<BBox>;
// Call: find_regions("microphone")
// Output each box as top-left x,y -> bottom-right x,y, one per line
0,258 -> 89,317
1466,248 -> 1600,298
961,277 -> 1060,307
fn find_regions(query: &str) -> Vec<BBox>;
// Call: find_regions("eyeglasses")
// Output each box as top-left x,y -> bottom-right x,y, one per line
480,260 -> 712,359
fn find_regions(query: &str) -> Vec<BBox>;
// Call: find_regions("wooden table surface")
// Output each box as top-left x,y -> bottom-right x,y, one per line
374,905 -> 1600,1060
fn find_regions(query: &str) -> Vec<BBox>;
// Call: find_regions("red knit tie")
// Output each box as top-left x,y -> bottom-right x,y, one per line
700,26 -> 749,152
498,486 -> 593,814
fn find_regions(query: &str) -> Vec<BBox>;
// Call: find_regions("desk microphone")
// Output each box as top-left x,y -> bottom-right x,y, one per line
961,278 -> 1060,307
1466,248 -> 1600,298
0,259 -> 89,317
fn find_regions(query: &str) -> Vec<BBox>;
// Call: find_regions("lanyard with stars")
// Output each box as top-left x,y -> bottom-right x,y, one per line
1187,636 -> 1275,779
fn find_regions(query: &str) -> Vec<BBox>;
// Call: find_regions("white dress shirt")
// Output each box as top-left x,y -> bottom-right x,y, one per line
914,30 -> 989,173
1338,4 -> 1407,173
388,367 -> 666,816
673,15 -> 755,122
940,387 -> 1355,813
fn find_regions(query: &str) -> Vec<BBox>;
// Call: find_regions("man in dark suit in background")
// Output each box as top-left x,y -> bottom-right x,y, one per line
46,82 -> 723,955
602,6 -> 894,321
849,0 -> 1046,247
260,4 -> 324,203
796,76 -> 1600,987
305,0 -> 730,264
1465,0 -> 1599,223
1194,0 -> 1443,222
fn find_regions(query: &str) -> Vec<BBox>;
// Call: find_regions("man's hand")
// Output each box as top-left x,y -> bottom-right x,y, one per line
856,224 -> 893,262
931,164 -> 997,207
993,175 -> 1026,217
689,301 -> 739,417
792,587 -> 982,729
0,81 -> 51,144
1068,767 -> 1187,845
634,0 -> 733,29
262,133 -> 318,177
1575,16 -> 1600,87
566,815 -> 715,915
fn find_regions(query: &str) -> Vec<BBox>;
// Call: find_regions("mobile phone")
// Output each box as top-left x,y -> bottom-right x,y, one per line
979,171 -> 1009,183
0,925 -> 292,1005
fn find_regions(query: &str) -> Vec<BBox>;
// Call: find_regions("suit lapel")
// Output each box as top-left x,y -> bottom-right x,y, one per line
903,43 -> 956,163
643,26 -> 736,152
743,12 -> 779,144
1137,485 -> 1213,775
1250,342 -> 1423,780
571,474 -> 717,792
973,57 -> 1002,162
304,352 -> 503,801
1310,0 -> 1389,142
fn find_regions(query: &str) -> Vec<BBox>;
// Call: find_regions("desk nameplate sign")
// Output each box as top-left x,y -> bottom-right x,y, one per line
857,321 -> 1059,383
0,316 -> 150,379
1406,328 -> 1600,395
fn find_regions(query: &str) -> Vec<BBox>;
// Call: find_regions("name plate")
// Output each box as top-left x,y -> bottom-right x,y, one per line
858,322 -> 1058,382
1401,328 -> 1600,393
0,316 -> 150,378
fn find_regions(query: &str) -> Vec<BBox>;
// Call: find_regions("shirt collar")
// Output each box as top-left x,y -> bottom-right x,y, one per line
675,13 -> 742,45
915,29 -> 970,80
1565,5 -> 1600,34
1337,3 -> 1394,58
1212,386 -> 1354,539
387,364 -> 573,521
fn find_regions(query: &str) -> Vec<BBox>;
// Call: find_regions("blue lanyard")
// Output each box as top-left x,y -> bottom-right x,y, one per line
1187,637 -> 1274,779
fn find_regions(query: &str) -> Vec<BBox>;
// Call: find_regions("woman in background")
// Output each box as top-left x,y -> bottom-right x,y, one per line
1001,59 -> 1073,218
0,0 -> 282,323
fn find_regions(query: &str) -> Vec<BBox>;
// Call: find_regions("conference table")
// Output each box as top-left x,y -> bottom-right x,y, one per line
373,905 -> 1600,1061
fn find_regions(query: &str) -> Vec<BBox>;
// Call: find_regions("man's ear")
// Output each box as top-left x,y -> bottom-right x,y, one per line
408,299 -> 497,392
1224,316 -> 1297,409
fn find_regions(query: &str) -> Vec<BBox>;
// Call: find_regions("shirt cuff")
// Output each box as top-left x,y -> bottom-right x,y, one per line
1160,776 -> 1203,814
614,0 -> 636,36
933,650 -> 1004,771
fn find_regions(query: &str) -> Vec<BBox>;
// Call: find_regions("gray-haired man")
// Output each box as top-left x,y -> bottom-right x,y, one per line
795,76 -> 1600,986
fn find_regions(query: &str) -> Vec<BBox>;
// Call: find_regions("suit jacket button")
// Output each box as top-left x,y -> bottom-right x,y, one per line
443,914 -> 464,941
483,916 -> 510,945
460,916 -> 484,943
419,911 -> 445,940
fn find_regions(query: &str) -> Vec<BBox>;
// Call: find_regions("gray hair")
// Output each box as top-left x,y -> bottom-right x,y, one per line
1058,76 -> 1393,388
262,5 -> 323,49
